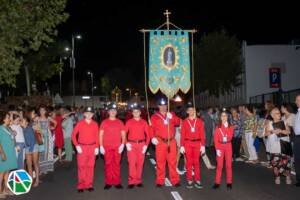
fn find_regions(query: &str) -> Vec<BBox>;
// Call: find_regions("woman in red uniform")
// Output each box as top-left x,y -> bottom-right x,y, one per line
54,107 -> 64,162
99,103 -> 126,190
213,109 -> 233,190
125,103 -> 150,189
180,103 -> 206,189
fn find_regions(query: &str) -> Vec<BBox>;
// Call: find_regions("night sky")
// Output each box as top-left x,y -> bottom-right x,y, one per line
56,0 -> 300,94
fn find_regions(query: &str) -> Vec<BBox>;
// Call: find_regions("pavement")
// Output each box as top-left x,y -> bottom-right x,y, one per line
7,147 -> 300,200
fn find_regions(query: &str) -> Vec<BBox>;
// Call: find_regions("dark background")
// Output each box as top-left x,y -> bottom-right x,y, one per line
52,0 -> 300,95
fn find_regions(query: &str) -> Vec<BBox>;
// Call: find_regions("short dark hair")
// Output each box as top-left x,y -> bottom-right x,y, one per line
246,104 -> 254,114
0,111 -> 10,124
281,103 -> 295,114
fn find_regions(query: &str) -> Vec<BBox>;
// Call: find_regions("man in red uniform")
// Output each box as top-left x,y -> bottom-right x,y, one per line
71,107 -> 99,193
213,109 -> 233,190
125,103 -> 150,189
150,98 -> 181,187
99,103 -> 126,190
180,102 -> 206,189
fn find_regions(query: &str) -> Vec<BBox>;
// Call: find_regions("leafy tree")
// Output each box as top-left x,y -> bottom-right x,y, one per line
100,76 -> 112,96
0,0 -> 68,86
194,30 -> 242,96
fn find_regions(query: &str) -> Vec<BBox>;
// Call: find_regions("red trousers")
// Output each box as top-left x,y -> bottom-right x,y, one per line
77,145 -> 96,189
184,142 -> 201,181
127,142 -> 145,185
215,144 -> 232,184
155,139 -> 180,185
104,146 -> 122,185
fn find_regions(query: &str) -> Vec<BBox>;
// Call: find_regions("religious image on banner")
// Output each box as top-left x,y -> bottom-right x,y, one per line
149,30 -> 191,99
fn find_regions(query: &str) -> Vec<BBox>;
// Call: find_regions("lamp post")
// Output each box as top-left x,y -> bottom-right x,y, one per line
87,71 -> 94,107
69,34 -> 81,107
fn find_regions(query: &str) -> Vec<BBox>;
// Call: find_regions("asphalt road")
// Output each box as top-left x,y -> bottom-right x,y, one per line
7,148 -> 300,200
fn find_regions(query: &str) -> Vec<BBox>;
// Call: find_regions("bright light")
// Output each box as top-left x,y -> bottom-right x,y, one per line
65,47 -> 70,51
82,96 -> 91,100
75,35 -> 82,39
174,95 -> 182,102
126,88 -> 130,91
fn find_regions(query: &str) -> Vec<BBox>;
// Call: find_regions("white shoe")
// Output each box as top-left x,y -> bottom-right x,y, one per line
275,177 -> 280,185
286,176 -> 292,185
235,157 -> 244,162
176,168 -> 184,175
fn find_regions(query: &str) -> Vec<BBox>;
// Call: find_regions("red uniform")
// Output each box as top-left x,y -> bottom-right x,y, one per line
180,118 -> 205,182
150,112 -> 181,185
100,118 -> 125,185
71,119 -> 99,190
125,118 -> 150,185
54,115 -> 64,148
214,125 -> 233,184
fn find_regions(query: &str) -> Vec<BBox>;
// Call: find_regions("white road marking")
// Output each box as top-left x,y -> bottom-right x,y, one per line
171,191 -> 183,200
165,178 -> 172,186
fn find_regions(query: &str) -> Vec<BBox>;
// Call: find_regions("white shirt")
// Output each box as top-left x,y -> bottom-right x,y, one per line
282,113 -> 296,128
295,108 -> 300,136
10,124 -> 25,143
268,122 -> 281,154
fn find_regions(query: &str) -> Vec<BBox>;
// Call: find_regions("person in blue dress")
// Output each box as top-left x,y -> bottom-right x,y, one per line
0,111 -> 17,198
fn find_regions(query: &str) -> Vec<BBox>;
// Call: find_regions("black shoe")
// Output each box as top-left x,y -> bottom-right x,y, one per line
295,182 -> 300,187
127,184 -> 135,189
212,184 -> 220,189
115,184 -> 123,189
137,183 -> 144,188
174,183 -> 181,187
227,184 -> 232,190
186,181 -> 193,189
156,184 -> 163,188
104,184 -> 112,190
77,189 -> 84,193
87,187 -> 94,192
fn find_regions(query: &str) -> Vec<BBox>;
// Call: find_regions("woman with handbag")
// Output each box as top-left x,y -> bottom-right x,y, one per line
265,107 -> 292,185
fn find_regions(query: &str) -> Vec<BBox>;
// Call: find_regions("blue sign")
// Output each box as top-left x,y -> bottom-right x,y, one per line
269,68 -> 281,88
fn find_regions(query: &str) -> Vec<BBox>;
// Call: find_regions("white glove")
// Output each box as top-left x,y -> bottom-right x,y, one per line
151,137 -> 159,145
94,148 -> 99,155
167,112 -> 173,119
76,146 -> 82,154
200,146 -> 206,154
118,144 -> 125,154
100,146 -> 105,155
142,145 -> 147,154
126,143 -> 132,151
216,149 -> 221,157
180,146 -> 185,154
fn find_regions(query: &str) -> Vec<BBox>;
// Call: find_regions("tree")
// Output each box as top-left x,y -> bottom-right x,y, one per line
194,30 -> 242,96
0,0 -> 69,86
100,76 -> 112,96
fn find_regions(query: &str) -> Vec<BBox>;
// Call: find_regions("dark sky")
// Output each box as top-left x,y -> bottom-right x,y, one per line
56,0 -> 300,94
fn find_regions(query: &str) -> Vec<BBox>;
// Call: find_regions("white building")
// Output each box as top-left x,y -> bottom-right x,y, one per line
197,42 -> 300,108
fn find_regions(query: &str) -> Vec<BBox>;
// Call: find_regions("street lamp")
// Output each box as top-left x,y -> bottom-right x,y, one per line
87,71 -> 94,107
70,34 -> 82,107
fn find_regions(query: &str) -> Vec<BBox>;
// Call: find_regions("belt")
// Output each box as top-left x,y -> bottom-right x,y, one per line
158,136 -> 174,143
78,142 -> 96,146
185,139 -> 201,142
127,139 -> 146,143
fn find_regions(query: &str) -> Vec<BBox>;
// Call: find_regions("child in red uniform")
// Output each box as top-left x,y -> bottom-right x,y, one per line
180,103 -> 206,189
125,103 -> 150,189
151,98 -> 181,187
213,109 -> 234,190
71,107 -> 99,193
99,103 -> 126,190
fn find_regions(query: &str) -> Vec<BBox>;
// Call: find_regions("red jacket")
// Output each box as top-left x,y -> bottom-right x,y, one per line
180,117 -> 205,147
72,119 -> 99,146
214,125 -> 234,149
125,118 -> 150,145
150,112 -> 181,139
